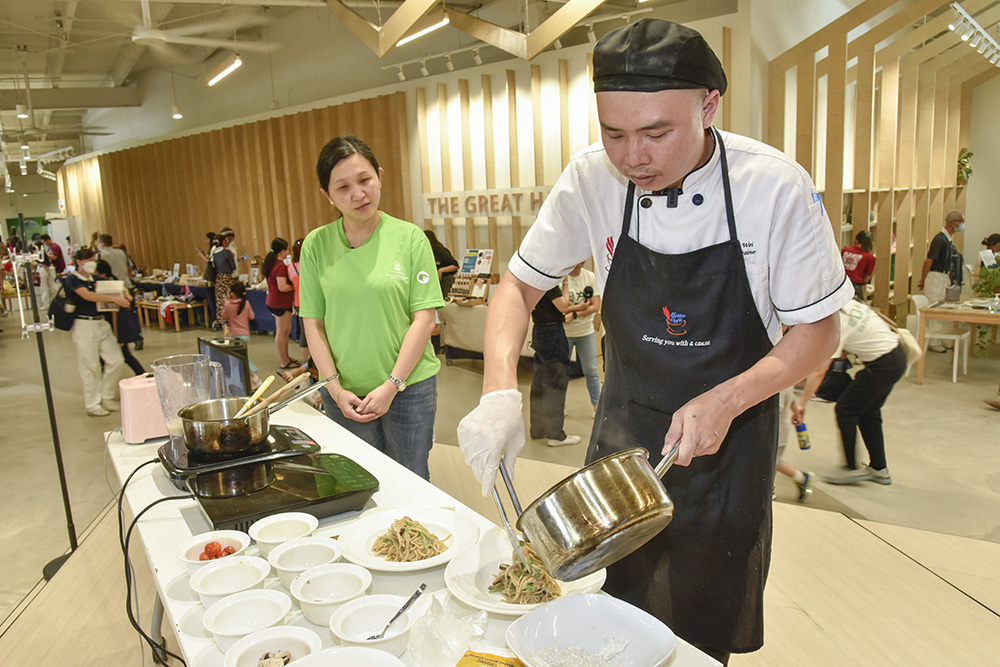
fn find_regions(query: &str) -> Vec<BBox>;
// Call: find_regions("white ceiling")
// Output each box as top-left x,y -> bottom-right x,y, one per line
0,0 -> 696,163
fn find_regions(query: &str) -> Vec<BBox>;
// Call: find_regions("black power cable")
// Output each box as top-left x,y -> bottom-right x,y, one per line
124,495 -> 194,666
115,458 -> 193,665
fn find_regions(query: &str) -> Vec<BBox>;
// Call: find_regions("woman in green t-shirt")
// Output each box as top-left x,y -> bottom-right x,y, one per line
299,135 -> 444,480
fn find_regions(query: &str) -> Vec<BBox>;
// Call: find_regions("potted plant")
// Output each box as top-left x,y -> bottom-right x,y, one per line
971,266 -> 1000,356
957,148 -> 973,186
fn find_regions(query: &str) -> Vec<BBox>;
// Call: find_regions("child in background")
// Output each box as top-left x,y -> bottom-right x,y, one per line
220,281 -> 262,389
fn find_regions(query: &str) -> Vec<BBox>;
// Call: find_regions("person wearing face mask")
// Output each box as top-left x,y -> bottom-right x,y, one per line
457,20 -> 852,663
65,248 -> 132,416
262,237 -> 298,369
300,135 -> 444,480
918,210 -> 964,346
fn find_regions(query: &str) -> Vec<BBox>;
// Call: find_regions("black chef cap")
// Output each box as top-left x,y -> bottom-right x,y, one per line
593,19 -> 727,95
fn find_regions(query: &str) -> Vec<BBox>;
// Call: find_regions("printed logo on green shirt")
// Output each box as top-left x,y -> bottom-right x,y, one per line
417,271 -> 430,284
387,259 -> 407,282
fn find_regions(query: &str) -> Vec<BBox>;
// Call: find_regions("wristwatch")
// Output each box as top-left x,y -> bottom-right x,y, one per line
387,374 -> 407,392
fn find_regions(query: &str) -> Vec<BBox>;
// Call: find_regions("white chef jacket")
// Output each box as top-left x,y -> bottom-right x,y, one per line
834,299 -> 900,363
509,129 -> 854,343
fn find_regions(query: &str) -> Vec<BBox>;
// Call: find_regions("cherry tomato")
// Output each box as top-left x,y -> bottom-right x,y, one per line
221,545 -> 236,556
199,552 -> 211,561
204,541 -> 222,558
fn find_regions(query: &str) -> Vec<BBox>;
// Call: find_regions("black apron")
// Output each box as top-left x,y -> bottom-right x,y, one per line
587,130 -> 778,653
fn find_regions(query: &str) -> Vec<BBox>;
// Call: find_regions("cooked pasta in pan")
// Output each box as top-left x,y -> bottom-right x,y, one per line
489,544 -> 562,604
372,516 -> 448,562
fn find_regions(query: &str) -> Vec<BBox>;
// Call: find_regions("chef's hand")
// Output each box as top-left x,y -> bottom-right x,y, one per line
355,381 -> 397,419
335,388 -> 379,423
458,389 -> 525,496
790,400 -> 806,426
663,390 -> 734,466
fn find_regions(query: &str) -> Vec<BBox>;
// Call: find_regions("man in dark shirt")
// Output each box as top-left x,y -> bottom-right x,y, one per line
529,286 -> 581,447
918,210 -> 963,298
918,210 -> 964,346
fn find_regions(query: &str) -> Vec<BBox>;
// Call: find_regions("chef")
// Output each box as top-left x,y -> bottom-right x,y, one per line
458,19 -> 853,664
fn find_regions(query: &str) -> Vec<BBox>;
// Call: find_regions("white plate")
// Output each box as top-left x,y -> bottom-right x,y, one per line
506,593 -> 676,667
339,507 -> 480,572
444,527 -> 606,616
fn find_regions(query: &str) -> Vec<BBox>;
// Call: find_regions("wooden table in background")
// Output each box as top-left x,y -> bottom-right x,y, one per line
137,300 -> 209,332
918,304 -> 1000,387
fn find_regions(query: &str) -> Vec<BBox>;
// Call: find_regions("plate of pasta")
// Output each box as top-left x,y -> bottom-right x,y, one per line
444,527 -> 606,615
338,507 -> 480,572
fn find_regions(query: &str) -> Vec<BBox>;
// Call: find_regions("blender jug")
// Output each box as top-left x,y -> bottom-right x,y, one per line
151,354 -> 225,443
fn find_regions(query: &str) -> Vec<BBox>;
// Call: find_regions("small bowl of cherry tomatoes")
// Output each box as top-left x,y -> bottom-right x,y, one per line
177,530 -> 252,576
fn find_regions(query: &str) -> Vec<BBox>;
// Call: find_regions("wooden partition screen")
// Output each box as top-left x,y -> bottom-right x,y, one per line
766,0 -> 999,315
58,93 -> 410,273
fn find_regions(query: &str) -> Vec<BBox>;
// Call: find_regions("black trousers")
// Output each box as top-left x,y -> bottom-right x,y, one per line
529,322 -> 569,440
835,345 -> 906,470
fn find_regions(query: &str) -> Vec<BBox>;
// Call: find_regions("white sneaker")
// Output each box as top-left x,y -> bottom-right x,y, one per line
101,399 -> 120,412
546,435 -> 582,447
87,407 -> 111,417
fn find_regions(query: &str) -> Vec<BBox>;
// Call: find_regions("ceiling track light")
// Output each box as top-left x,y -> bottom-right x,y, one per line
948,3 -> 1000,67
473,49 -> 483,66
587,24 -> 596,43
419,60 -> 429,77
552,38 -> 563,50
396,66 -> 406,82
445,55 -> 454,71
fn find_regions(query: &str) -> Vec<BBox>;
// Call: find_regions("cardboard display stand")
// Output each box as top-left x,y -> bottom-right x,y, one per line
448,249 -> 494,305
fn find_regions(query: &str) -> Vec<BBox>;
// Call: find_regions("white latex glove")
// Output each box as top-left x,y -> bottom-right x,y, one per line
457,389 -> 525,496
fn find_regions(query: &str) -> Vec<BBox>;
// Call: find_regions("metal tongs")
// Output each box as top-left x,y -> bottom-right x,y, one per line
492,461 -> 529,569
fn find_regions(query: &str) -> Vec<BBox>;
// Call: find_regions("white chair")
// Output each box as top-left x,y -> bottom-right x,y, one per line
909,294 -> 970,383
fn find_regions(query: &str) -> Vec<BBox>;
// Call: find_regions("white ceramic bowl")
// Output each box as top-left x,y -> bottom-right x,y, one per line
505,593 -> 677,667
177,530 -> 251,576
289,563 -> 371,626
223,625 -> 322,667
267,536 -> 343,589
292,647 -> 407,666
203,589 -> 292,653
189,556 -> 270,608
248,512 -> 319,558
329,594 -> 418,657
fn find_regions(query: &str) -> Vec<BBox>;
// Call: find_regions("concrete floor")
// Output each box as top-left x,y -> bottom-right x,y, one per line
2,297 -> 999,624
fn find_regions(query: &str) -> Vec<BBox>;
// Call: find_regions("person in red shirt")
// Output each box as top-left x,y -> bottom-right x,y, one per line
841,231 -> 875,300
263,237 -> 298,369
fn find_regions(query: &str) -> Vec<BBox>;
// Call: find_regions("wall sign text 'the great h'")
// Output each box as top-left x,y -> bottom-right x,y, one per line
423,187 -> 551,219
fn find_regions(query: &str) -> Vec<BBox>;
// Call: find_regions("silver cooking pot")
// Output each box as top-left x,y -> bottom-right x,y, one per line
178,377 -> 334,457
497,444 -> 679,582
178,396 -> 270,457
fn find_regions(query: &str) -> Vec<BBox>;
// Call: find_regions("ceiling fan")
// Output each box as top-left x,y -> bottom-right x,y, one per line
130,0 -> 278,56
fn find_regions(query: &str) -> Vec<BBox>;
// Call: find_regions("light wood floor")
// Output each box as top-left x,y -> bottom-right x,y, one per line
3,445 -> 998,666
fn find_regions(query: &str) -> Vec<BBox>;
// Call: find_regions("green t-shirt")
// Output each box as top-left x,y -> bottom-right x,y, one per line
299,212 -> 444,395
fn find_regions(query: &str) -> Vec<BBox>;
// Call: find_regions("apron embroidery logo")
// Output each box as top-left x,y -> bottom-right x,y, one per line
605,236 -> 615,271
662,306 -> 688,336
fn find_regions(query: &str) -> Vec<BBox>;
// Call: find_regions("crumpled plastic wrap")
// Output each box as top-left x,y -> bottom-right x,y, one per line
408,596 -> 489,666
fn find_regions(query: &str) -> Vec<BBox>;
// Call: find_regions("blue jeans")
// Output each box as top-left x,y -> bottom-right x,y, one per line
568,332 -> 601,407
320,376 -> 437,480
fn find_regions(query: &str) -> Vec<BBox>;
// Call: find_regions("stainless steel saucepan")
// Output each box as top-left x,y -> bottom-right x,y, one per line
178,378 -> 332,457
495,443 -> 680,582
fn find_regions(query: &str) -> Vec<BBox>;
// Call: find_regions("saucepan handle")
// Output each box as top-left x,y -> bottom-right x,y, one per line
653,441 -> 681,478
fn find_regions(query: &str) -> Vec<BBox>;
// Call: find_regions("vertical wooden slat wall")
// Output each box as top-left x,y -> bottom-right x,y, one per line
58,93 -> 408,272
765,0 -> 1000,315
